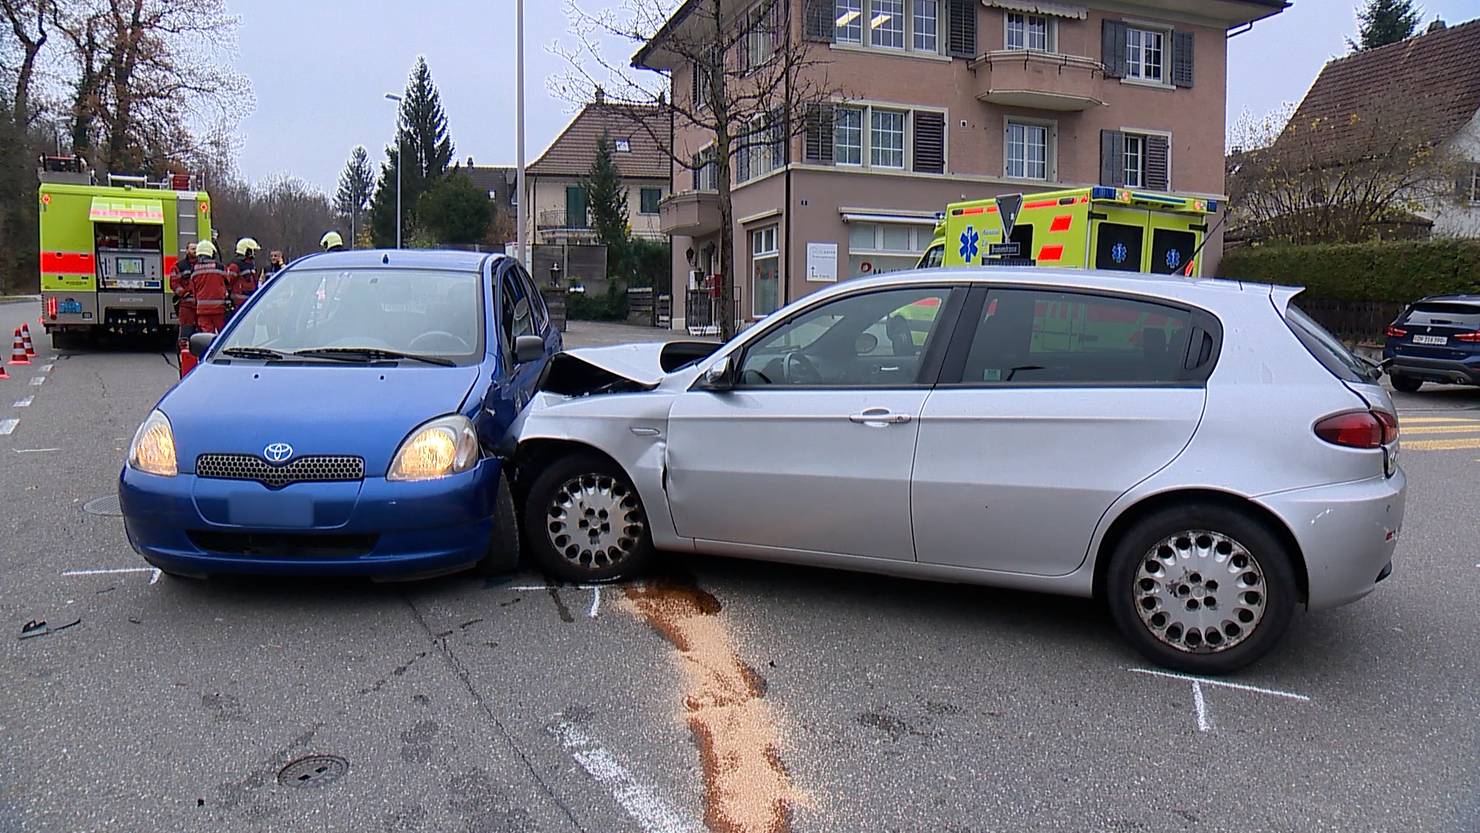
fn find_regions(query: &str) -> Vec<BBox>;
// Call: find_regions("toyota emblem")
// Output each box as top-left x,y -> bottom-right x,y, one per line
264,443 -> 294,463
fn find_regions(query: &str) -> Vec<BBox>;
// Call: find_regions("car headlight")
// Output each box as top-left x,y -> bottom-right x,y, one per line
127,410 -> 177,477
387,415 -> 479,482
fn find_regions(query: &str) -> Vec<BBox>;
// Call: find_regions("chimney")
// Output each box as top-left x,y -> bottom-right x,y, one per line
467,155 -> 475,166
1427,19 -> 1446,33
594,86 -> 605,104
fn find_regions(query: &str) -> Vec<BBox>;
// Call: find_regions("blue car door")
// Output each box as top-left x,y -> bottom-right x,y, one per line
494,261 -> 552,416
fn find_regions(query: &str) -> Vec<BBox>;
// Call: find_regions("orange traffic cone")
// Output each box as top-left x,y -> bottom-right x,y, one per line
178,340 -> 197,378
0,364 -> 9,380
20,324 -> 35,357
8,329 -> 30,365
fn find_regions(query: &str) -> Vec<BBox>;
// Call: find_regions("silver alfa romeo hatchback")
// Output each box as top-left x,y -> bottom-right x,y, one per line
508,268 -> 1405,674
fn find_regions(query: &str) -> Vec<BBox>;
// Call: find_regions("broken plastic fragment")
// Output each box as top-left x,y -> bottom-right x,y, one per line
19,619 -> 47,639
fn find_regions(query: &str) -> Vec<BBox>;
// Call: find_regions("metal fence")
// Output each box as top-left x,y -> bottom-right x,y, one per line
685,288 -> 743,337
1295,298 -> 1404,345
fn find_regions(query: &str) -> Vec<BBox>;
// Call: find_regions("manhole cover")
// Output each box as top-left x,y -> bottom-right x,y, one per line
82,496 -> 123,516
277,755 -> 348,789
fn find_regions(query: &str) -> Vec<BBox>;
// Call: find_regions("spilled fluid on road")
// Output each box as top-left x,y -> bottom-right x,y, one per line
623,579 -> 801,833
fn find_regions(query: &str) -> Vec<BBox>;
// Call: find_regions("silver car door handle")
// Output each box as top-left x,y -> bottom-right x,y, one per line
849,409 -> 911,425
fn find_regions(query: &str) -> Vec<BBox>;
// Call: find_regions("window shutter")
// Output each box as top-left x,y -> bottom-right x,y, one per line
1100,130 -> 1126,187
804,0 -> 833,42
913,111 -> 946,174
737,140 -> 751,183
1101,20 -> 1128,78
1145,135 -> 1170,190
1172,31 -> 1195,87
770,0 -> 785,49
805,103 -> 835,164
947,0 -> 977,58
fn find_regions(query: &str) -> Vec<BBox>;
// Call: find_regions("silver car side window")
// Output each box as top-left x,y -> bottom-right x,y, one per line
736,287 -> 949,386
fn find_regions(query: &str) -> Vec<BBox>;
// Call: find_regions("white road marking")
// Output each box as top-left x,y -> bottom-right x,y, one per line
550,721 -> 699,833
40,363 -> 53,372
28,376 -> 44,386
14,448 -> 61,454
1191,681 -> 1211,732
508,583 -> 607,590
12,397 -> 31,407
0,418 -> 17,435
62,567 -> 154,576
149,568 -> 161,585
588,586 -> 601,618
1129,667 -> 1312,701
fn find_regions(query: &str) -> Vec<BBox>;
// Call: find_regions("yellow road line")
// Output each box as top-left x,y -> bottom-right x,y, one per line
1399,417 -> 1478,425
1404,437 -> 1480,452
1400,425 -> 1480,435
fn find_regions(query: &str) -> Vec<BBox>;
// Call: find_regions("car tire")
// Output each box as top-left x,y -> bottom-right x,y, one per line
476,469 -> 522,576
1389,374 -> 1422,393
1106,504 -> 1297,675
522,453 -> 654,584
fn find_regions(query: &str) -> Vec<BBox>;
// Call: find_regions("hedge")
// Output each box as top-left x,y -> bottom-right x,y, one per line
1218,240 -> 1480,302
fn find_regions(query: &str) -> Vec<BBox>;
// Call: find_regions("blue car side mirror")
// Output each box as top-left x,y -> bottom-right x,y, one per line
513,334 -> 544,365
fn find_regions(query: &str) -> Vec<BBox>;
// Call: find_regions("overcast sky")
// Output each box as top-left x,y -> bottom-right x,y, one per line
232,0 -> 1477,194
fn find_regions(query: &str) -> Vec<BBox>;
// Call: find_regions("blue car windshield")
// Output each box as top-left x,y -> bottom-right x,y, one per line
217,268 -> 484,363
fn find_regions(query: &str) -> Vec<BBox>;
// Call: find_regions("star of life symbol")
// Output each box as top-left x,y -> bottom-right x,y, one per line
959,227 -> 980,262
1112,242 -> 1129,264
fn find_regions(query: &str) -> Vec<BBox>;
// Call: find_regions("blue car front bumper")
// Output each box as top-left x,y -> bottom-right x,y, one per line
119,457 -> 506,578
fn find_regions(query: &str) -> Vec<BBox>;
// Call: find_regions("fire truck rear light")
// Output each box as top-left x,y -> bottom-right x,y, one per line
46,297 -> 58,319
1314,411 -> 1385,450
1385,325 -> 1407,338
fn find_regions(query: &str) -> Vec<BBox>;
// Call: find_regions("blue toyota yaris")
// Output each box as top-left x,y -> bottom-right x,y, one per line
119,250 -> 560,579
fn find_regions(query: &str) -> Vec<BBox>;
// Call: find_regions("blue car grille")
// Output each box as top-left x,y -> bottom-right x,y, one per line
195,454 -> 365,487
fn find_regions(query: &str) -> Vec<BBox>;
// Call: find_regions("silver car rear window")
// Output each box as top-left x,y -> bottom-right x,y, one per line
1284,303 -> 1372,383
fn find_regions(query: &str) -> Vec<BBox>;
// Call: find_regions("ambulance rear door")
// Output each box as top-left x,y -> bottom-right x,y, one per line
1145,211 -> 1204,276
1087,204 -> 1150,272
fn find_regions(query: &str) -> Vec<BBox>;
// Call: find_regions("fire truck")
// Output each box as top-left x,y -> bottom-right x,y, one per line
37,155 -> 213,347
917,186 -> 1218,276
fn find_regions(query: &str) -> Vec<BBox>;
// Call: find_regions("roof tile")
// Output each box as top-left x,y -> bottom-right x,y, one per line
528,103 -> 670,179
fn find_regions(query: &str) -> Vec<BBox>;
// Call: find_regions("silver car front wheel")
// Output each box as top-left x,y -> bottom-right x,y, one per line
522,453 -> 655,583
1134,531 -> 1267,653
546,473 -> 646,571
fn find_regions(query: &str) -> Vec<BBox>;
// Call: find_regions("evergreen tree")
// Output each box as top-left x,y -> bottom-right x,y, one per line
1350,0 -> 1422,51
419,170 -> 493,245
334,145 -> 375,247
370,57 -> 456,246
583,130 -> 630,279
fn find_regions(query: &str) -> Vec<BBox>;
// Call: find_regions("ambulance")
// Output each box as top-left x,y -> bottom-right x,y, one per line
37,155 -> 213,346
917,186 -> 1218,276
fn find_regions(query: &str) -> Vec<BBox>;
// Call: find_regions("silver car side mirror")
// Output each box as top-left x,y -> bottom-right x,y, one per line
699,355 -> 734,391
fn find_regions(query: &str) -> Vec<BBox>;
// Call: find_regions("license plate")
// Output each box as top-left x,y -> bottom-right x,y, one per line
1412,335 -> 1447,346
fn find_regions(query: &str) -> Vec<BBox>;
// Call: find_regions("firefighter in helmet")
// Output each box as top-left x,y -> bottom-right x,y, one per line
171,241 -> 199,338
189,241 -> 231,334
320,231 -> 345,252
227,237 -> 261,314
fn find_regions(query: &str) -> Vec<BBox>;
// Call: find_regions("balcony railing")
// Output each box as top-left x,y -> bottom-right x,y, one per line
537,209 -> 589,230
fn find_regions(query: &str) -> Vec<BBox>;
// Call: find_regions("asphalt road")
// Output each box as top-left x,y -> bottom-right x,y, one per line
0,301 -> 1475,833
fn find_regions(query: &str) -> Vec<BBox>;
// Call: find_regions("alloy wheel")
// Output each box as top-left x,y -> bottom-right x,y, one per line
1133,530 -> 1268,653
545,473 -> 645,572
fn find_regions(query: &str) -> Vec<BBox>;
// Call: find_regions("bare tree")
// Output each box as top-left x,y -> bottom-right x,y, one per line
1228,91 -> 1466,245
1,0 -> 48,127
52,0 -> 251,171
554,0 -> 844,338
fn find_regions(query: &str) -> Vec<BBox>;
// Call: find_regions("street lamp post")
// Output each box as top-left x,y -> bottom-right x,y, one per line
384,92 -> 403,249
515,0 -> 526,266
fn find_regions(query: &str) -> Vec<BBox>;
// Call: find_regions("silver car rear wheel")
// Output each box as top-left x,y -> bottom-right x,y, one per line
546,473 -> 646,571
1134,530 -> 1267,653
